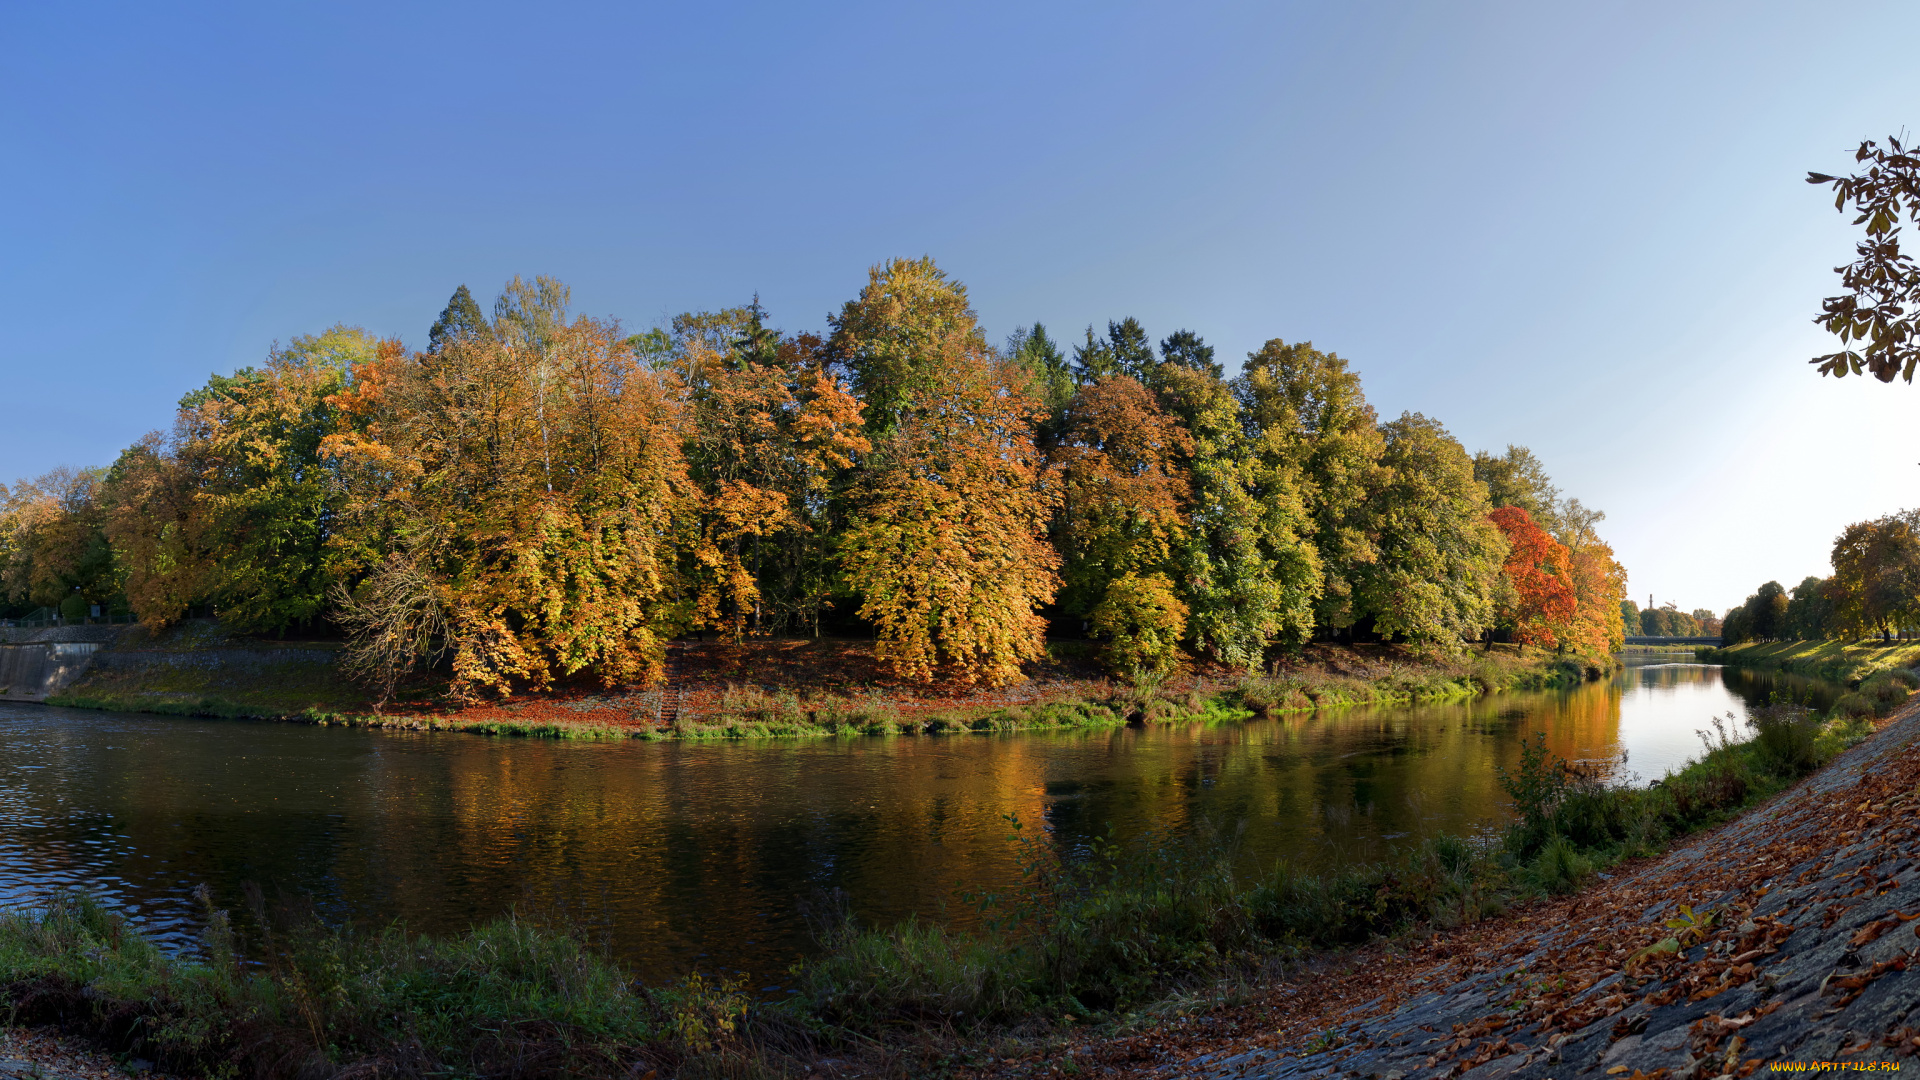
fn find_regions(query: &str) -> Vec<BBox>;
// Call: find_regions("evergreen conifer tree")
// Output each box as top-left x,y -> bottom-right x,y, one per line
427,284 -> 490,350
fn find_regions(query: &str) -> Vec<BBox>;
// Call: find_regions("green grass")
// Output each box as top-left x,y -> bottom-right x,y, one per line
1700,638 -> 1920,686
0,888 -> 773,1079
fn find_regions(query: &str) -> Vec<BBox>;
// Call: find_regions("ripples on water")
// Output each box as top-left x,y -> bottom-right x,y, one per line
0,656 -> 1823,980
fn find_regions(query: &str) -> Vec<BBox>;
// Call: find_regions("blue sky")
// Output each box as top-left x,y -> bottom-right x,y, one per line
4,1 -> 1917,614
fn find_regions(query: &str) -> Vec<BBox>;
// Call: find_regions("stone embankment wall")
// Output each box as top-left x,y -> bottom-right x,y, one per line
1179,701 -> 1920,1079
1,621 -> 357,716
0,626 -> 130,701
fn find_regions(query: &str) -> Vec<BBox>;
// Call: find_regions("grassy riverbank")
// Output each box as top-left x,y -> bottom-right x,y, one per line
1699,636 -> 1920,684
4,669 -> 1884,1080
46,635 -> 1601,739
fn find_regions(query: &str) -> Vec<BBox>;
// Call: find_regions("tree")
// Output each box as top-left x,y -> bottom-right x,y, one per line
167,325 -> 369,632
1158,329 -> 1222,380
0,467 -> 114,614
1089,572 -> 1188,685
1005,323 -> 1074,421
1348,413 -> 1506,647
326,307 -> 691,701
1563,539 -> 1628,656
674,311 -> 867,639
1488,506 -> 1575,653
100,434 -> 206,626
834,264 -> 1059,685
1747,581 -> 1790,641
1473,445 -> 1561,535
839,353 -> 1059,686
1784,575 -> 1834,640
1807,137 -> 1920,383
1070,319 -> 1154,385
1829,512 -> 1920,639
1046,376 -> 1192,619
828,257 -> 987,435
427,285 -> 490,351
1235,339 -> 1384,634
1155,364 -> 1320,666
1620,598 -> 1641,635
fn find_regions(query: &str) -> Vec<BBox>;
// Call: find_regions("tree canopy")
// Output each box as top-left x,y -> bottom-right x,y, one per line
2,259 -> 1632,696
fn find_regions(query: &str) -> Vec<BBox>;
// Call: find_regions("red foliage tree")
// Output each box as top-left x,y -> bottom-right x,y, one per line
1489,505 -> 1575,653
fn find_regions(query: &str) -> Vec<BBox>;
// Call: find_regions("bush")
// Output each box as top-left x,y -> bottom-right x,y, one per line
1528,837 -> 1591,895
1748,702 -> 1821,776
0,888 -> 676,1079
1089,573 -> 1188,687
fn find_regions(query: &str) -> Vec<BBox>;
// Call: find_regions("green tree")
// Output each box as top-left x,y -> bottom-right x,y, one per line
1620,598 -> 1641,635
828,257 -> 986,435
1155,364 -> 1320,665
1234,339 -> 1385,634
1829,511 -> 1920,640
1473,445 -> 1561,535
1784,575 -> 1834,640
427,284 -> 490,350
1348,413 -> 1506,647
1158,329 -> 1222,380
1090,572 -> 1188,685
1005,323 -> 1074,420
1747,581 -> 1790,641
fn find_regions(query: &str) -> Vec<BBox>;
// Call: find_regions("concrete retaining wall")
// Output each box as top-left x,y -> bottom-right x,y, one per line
0,641 -> 105,701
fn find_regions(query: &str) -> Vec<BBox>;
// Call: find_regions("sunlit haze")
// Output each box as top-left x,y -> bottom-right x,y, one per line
5,1 -> 1917,616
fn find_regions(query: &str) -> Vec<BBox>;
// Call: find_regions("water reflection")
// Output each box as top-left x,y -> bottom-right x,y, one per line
0,656 -> 1809,980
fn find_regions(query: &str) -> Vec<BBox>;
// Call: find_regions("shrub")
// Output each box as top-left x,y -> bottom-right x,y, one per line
1832,691 -> 1876,719
1089,573 -> 1188,687
1528,837 -> 1591,895
1747,702 -> 1821,776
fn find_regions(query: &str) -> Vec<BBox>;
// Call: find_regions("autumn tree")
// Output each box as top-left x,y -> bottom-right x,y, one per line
0,467 -> 115,617
673,304 -> 867,639
1487,506 -> 1575,653
1047,376 -> 1192,617
1563,538 -> 1628,655
840,355 -> 1059,685
1235,339 -> 1384,635
835,260 -> 1059,685
326,300 -> 691,701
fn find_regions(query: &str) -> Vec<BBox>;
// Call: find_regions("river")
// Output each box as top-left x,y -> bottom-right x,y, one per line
0,655 -> 1834,983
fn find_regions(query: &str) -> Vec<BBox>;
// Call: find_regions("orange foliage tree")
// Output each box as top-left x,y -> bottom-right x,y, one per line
675,307 -> 868,639
1488,505 -> 1575,653
325,315 -> 691,701
834,259 -> 1059,685
1046,376 -> 1192,617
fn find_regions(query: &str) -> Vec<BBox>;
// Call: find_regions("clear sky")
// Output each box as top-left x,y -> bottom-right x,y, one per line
4,1 -> 1917,616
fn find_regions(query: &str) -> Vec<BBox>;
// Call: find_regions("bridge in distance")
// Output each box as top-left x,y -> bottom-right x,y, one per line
1622,636 -> 1723,646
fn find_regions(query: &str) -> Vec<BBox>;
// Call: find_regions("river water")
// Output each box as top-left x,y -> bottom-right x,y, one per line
0,656 -> 1835,982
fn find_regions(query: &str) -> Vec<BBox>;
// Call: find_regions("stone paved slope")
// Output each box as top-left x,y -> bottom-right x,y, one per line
1177,706 -> 1920,1080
